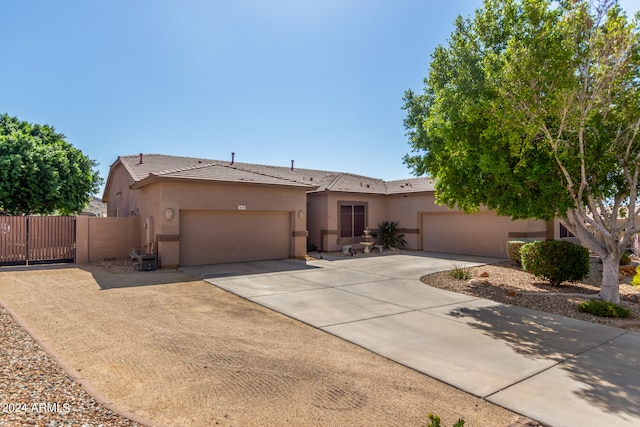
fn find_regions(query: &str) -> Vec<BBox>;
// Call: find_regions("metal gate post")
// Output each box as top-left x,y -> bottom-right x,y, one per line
25,216 -> 30,266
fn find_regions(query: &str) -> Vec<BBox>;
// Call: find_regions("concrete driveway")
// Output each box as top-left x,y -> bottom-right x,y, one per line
183,251 -> 640,427
1,258 -> 522,427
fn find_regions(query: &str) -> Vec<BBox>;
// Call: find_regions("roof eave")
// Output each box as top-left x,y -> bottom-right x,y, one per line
130,175 -> 317,190
102,157 -> 127,202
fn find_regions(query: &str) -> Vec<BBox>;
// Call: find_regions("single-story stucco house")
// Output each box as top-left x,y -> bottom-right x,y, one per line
103,153 -> 555,267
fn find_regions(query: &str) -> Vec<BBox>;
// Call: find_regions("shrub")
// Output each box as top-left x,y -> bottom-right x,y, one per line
578,300 -> 631,318
632,266 -> 640,287
377,221 -> 407,249
424,414 -> 465,427
620,252 -> 631,266
507,240 -> 527,264
520,240 -> 590,286
449,263 -> 471,280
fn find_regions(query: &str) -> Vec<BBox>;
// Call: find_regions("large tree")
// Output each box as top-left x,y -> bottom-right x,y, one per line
404,0 -> 640,303
0,114 -> 102,215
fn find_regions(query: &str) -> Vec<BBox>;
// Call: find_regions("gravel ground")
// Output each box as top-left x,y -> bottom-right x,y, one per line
0,305 -> 142,427
422,258 -> 640,329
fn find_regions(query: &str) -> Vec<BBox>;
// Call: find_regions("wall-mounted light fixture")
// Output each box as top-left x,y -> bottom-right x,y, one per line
165,208 -> 174,220
297,209 -> 305,220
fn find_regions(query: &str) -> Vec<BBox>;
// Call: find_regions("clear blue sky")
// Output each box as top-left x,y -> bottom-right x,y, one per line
2,1 -> 639,193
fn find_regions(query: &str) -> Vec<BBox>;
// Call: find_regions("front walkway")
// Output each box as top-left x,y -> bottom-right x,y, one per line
184,252 -> 640,427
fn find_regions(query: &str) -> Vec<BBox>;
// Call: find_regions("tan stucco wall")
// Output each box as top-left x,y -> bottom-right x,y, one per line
306,193 -> 328,251
508,218 -> 549,240
75,216 -> 89,263
386,192 -> 444,250
307,192 -> 389,252
131,180 -> 309,266
308,190 -> 548,256
103,161 -> 549,259
75,216 -> 140,263
308,191 -> 459,252
104,163 -> 137,218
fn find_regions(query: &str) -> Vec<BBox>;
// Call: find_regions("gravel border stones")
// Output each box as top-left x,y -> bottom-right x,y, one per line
0,304 -> 144,427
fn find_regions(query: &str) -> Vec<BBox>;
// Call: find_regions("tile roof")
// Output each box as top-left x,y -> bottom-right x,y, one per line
144,162 -> 314,188
111,153 -> 435,194
385,177 -> 437,194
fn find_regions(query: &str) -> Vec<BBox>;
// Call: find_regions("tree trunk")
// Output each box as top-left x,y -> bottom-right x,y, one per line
600,254 -> 621,304
561,213 -> 624,304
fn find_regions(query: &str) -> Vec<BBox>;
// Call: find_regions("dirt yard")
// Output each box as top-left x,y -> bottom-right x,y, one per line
0,263 -> 529,427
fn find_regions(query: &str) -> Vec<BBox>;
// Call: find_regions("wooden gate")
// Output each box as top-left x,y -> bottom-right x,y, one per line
0,216 -> 76,266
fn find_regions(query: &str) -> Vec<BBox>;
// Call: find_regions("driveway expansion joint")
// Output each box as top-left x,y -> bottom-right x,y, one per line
317,309 -> 419,329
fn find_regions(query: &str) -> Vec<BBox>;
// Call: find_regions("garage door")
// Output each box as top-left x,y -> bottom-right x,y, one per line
421,212 -> 511,257
179,210 -> 290,266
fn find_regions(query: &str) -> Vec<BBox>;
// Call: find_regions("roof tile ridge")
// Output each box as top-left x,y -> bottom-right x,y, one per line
324,173 -> 345,190
229,160 -> 338,175
120,152 -> 167,159
118,153 -> 165,181
385,176 -> 431,183
117,156 -> 140,180
339,172 -> 384,182
152,162 -> 219,176
222,163 -> 314,186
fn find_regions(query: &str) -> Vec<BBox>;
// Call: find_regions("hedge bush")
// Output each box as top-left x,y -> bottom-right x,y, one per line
520,240 -> 590,286
507,239 -> 540,265
632,266 -> 640,287
578,300 -> 631,318
507,241 -> 527,264
620,252 -> 631,265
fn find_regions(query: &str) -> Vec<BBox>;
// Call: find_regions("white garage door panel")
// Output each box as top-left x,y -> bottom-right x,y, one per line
421,212 -> 511,257
180,210 -> 290,266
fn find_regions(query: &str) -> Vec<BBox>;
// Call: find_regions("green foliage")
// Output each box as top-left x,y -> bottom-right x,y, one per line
578,300 -> 631,318
520,240 -> 590,286
620,252 -> 632,266
0,114 -> 103,215
507,240 -> 528,265
377,221 -> 407,249
631,267 -> 640,287
403,0 -> 640,221
424,413 -> 465,427
403,0 -> 640,303
449,263 -> 471,280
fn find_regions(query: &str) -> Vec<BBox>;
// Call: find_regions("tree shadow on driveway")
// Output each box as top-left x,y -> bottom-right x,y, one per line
448,303 -> 640,419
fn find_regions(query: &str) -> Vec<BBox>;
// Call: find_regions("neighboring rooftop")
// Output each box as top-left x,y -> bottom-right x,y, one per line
108,153 -> 435,195
81,197 -> 107,217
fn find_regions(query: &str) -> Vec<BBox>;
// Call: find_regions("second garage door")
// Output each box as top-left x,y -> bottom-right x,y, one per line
179,210 -> 290,266
421,211 -> 511,257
